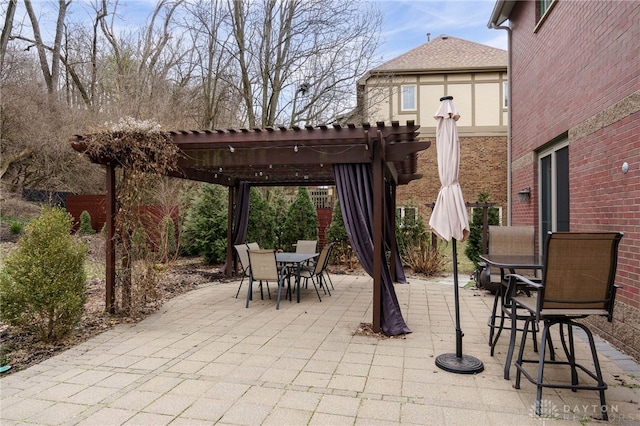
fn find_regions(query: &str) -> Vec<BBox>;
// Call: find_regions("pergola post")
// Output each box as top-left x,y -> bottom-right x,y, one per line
372,131 -> 384,332
105,162 -> 116,314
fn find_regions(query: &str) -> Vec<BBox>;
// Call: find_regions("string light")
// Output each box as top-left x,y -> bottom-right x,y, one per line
228,145 -> 235,152
294,145 -> 299,152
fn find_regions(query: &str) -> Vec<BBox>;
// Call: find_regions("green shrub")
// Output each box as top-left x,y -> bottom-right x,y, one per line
78,210 -> 96,235
8,220 -> 23,235
326,199 -> 353,265
464,192 -> 500,268
264,187 -> 289,249
281,187 -> 318,251
0,206 -> 87,342
181,184 -> 228,264
159,214 -> 177,262
246,187 -> 276,248
395,201 -> 446,275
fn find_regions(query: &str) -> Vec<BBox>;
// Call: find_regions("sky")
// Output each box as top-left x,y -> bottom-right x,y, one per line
373,0 -> 507,62
13,1 -> 506,62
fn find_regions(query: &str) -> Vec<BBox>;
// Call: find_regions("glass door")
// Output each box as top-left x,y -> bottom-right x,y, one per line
538,143 -> 569,251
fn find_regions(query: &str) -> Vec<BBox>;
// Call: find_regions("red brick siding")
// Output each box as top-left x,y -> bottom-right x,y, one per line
570,112 -> 640,309
509,1 -> 640,157
508,0 -> 640,359
316,208 -> 332,248
396,136 -> 507,224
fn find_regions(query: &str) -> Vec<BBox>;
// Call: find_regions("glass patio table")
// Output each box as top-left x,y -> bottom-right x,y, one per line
276,252 -> 318,303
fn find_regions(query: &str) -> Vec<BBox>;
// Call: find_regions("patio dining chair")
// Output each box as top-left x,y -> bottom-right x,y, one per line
481,225 -> 536,293
295,240 -> 317,254
510,232 -> 623,420
246,249 -> 289,309
299,243 -> 333,300
484,226 -> 539,355
234,244 -> 251,298
234,243 -> 269,301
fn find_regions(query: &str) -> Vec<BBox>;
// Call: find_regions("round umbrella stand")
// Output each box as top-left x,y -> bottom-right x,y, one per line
436,353 -> 485,374
434,239 -> 484,374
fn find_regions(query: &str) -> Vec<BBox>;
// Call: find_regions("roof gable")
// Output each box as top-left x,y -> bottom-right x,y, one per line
372,35 -> 507,73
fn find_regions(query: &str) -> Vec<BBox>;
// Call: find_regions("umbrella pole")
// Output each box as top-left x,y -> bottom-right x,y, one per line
435,239 -> 484,374
452,239 -> 463,357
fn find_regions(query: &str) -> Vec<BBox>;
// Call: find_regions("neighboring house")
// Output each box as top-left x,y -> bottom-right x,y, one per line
357,35 -> 508,225
489,0 -> 640,362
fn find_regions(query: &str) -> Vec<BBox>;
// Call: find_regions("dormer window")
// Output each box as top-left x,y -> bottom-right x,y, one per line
401,85 -> 417,111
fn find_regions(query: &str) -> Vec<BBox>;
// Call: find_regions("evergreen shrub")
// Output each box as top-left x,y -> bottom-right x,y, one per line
281,187 -> 318,252
0,206 -> 87,342
78,210 -> 96,235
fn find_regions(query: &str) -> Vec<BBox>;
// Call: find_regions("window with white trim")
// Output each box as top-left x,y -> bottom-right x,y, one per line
503,82 -> 509,108
401,85 -> 417,111
396,206 -> 418,228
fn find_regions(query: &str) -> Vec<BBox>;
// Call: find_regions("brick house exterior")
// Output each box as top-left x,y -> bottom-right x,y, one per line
357,36 -> 509,227
489,0 -> 640,361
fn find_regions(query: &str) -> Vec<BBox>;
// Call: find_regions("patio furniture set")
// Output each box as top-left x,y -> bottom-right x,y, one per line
233,240 -> 334,310
480,228 -> 623,421
233,228 -> 621,421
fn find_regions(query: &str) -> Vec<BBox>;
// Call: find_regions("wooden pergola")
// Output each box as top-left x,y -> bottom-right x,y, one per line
71,121 -> 429,332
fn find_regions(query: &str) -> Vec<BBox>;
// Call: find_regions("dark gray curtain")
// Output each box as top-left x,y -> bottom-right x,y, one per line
334,164 -> 411,335
220,182 -> 251,273
232,182 -> 251,245
385,182 -> 407,284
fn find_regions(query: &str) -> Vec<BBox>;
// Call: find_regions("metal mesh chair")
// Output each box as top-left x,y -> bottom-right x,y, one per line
295,240 -> 317,253
485,226 -> 538,355
510,232 -> 623,420
299,243 -> 333,300
246,249 -> 289,309
233,244 -> 251,298
236,243 -> 271,302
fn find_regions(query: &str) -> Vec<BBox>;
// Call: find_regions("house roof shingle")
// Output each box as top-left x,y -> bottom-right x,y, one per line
372,35 -> 507,73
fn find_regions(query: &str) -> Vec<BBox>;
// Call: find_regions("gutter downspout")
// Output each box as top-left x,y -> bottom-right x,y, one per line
489,22 -> 512,225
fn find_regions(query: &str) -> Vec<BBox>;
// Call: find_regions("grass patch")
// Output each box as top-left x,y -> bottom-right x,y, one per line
438,238 -> 475,275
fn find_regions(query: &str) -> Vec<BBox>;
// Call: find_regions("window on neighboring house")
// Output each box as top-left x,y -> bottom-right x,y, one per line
401,85 -> 417,111
396,206 -> 418,228
503,82 -> 509,108
536,0 -> 556,25
538,140 -> 569,251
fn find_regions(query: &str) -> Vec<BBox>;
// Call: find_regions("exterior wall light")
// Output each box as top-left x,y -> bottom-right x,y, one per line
518,187 -> 531,202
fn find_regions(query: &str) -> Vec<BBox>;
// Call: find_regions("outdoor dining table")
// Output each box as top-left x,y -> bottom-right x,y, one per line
479,254 -> 544,379
276,252 -> 318,303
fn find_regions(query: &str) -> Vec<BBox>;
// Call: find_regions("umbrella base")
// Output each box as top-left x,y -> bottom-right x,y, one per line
435,353 -> 484,374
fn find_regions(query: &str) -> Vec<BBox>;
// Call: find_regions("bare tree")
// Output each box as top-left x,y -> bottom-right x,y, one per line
228,0 -> 382,128
23,0 -> 68,95
0,0 -> 18,72
178,0 -> 239,129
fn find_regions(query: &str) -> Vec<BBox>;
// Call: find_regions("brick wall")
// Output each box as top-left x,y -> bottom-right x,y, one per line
508,0 -> 640,360
396,135 -> 507,225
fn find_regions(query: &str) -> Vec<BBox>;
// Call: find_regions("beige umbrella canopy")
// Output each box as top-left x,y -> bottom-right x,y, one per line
429,97 -> 470,242
430,96 -> 483,374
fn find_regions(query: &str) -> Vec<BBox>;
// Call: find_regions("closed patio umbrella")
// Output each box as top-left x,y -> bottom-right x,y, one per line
429,96 -> 484,374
